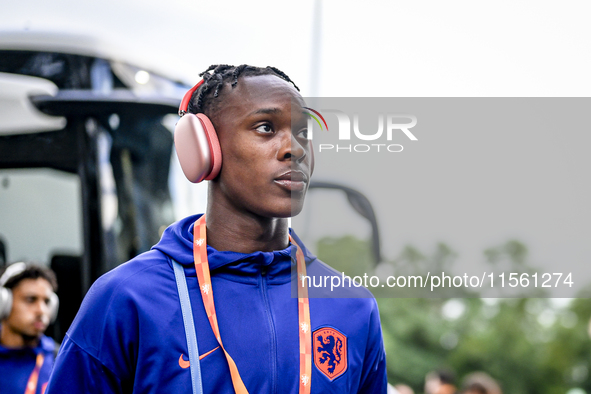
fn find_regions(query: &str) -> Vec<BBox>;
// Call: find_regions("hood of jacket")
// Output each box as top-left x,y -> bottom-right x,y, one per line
151,214 -> 315,284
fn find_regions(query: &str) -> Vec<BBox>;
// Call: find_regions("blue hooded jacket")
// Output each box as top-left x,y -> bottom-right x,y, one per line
45,214 -> 387,393
0,332 -> 56,394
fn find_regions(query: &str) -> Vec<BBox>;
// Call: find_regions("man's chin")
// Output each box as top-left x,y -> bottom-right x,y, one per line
289,195 -> 307,217
20,332 -> 43,345
23,326 -> 46,340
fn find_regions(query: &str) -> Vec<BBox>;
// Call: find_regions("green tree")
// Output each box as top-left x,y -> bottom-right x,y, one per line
315,235 -> 591,394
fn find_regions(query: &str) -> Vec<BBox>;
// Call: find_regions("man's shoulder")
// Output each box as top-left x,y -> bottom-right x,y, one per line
73,249 -> 173,329
66,250 -> 175,355
89,250 -> 171,296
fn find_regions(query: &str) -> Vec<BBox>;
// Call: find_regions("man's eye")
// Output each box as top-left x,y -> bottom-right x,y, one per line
256,124 -> 273,134
297,128 -> 309,140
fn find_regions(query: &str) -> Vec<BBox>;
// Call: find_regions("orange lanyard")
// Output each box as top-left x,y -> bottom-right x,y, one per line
192,215 -> 312,394
24,353 -> 44,394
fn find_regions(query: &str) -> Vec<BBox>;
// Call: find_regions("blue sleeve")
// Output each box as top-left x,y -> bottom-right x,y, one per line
45,335 -> 125,394
358,298 -> 388,394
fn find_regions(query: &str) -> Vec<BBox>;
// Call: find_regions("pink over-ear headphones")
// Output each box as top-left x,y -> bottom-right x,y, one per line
174,80 -> 223,183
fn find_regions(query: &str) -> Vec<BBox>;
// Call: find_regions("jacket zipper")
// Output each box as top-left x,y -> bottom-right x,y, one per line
260,266 -> 277,394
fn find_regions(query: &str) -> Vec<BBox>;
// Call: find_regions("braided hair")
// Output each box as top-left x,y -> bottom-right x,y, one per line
187,64 -> 300,116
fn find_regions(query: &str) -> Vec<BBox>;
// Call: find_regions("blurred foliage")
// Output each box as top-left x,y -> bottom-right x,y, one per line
316,236 -> 591,394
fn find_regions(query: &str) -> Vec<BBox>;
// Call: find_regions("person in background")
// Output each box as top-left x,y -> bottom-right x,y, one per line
425,369 -> 458,394
393,383 -> 415,394
460,372 -> 502,394
0,262 -> 59,394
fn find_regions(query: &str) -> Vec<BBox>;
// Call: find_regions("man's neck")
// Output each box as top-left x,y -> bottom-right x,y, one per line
205,207 -> 289,254
0,324 -> 39,348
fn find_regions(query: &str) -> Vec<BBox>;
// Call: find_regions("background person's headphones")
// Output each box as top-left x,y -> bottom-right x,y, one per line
174,80 -> 223,183
0,262 -> 59,323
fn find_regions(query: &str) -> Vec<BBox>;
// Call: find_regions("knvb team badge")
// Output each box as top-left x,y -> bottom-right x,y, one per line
313,327 -> 348,380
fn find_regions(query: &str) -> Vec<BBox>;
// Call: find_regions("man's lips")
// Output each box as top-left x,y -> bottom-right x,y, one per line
274,171 -> 308,192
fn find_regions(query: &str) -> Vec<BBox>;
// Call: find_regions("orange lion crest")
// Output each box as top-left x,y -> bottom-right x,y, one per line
313,327 -> 347,380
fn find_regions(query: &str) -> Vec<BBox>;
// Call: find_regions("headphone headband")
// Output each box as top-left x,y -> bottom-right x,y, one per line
0,262 -> 27,287
179,79 -> 205,117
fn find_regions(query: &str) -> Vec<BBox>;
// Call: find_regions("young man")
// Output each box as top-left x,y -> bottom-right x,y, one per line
0,262 -> 59,394
46,65 -> 387,393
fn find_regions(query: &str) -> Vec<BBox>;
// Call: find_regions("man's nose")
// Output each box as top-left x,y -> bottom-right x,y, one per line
35,299 -> 50,316
280,131 -> 306,162
290,133 -> 306,161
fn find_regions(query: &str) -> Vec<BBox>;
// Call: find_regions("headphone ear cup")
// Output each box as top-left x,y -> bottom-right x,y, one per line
196,114 -> 222,181
0,288 -> 58,323
48,292 -> 59,324
0,287 -> 13,321
174,113 -> 222,183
